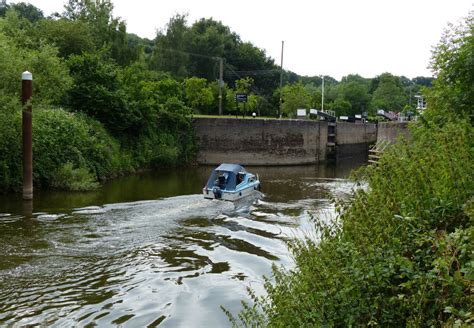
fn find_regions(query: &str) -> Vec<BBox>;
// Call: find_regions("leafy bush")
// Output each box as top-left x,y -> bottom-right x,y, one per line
66,52 -> 142,135
229,120 -> 473,327
0,97 -> 22,192
51,162 -> 99,191
0,107 -> 125,192
0,26 -> 72,106
229,14 -> 474,327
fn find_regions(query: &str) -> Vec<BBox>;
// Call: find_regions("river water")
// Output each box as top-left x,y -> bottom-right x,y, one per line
0,161 -> 363,327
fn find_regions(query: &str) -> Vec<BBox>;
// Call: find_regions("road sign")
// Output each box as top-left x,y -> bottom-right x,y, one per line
235,93 -> 247,103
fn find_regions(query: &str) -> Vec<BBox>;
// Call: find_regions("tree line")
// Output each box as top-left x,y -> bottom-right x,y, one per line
0,0 -> 435,192
0,1 -> 433,119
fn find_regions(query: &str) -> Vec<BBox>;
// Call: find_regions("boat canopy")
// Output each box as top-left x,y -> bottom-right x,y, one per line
205,163 -> 247,190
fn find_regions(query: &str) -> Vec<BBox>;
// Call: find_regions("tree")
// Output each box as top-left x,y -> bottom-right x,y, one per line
281,82 -> 311,117
412,76 -> 434,87
150,14 -> 190,77
9,2 -> 43,22
183,77 -> 214,114
0,30 -> 72,105
371,73 -> 406,112
140,77 -> 182,106
35,18 -> 95,58
330,98 -> 352,116
0,0 -> 7,17
186,18 -> 225,80
62,0 -> 139,66
66,52 -> 140,134
338,74 -> 371,115
428,12 -> 473,123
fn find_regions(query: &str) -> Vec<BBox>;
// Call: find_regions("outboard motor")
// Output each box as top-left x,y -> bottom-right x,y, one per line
212,186 -> 222,199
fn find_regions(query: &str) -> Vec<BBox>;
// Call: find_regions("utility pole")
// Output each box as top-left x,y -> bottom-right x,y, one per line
279,40 -> 284,118
22,71 -> 33,200
218,57 -> 223,115
321,75 -> 325,111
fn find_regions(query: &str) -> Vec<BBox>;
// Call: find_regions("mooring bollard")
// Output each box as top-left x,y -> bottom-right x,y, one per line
22,71 -> 33,200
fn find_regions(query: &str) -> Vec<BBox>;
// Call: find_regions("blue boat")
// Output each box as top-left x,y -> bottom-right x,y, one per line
203,163 -> 261,201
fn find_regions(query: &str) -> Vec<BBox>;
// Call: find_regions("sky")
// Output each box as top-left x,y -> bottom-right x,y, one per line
14,0 -> 473,80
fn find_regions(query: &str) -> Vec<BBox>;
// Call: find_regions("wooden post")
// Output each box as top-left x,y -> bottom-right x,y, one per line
22,71 -> 33,200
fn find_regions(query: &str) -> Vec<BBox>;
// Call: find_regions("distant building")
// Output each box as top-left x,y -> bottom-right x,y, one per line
415,94 -> 427,110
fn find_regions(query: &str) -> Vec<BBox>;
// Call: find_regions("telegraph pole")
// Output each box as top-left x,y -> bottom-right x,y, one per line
22,71 -> 33,200
218,57 -> 223,115
279,41 -> 284,118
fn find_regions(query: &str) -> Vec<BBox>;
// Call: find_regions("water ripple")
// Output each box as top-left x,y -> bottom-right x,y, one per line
0,171 -> 358,326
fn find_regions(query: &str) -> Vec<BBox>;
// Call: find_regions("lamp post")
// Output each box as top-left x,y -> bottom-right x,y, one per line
321,75 -> 325,111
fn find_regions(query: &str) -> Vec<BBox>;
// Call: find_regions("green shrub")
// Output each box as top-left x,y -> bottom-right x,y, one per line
32,108 -> 124,187
0,97 -> 22,192
51,162 -> 99,191
0,106 -> 126,192
229,120 -> 473,327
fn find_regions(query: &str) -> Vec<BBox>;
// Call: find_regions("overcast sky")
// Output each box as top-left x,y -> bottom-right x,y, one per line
16,0 -> 473,80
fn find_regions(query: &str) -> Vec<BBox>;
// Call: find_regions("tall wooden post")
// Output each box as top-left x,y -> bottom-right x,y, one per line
22,71 -> 33,200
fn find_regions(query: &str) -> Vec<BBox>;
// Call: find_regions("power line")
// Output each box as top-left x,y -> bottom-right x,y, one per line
155,46 -> 221,61
224,63 -> 273,107
155,46 -> 277,107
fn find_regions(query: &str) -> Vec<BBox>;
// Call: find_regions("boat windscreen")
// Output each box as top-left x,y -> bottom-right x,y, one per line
206,170 -> 238,190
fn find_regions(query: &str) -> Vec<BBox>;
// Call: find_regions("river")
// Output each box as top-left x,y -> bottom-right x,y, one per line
0,161 -> 364,327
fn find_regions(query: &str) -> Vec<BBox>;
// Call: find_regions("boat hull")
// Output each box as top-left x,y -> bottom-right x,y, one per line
203,182 -> 260,201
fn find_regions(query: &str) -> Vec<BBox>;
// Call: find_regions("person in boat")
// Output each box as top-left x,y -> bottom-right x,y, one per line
236,172 -> 244,185
215,172 -> 227,189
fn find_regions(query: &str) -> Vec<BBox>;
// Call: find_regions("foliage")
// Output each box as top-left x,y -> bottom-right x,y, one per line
184,77 -> 215,114
51,162 -> 99,191
228,14 -> 474,327
0,2 -> 43,23
428,12 -> 473,123
0,96 -> 22,192
0,27 -> 72,105
0,107 -> 124,192
337,74 -> 371,115
371,72 -> 406,112
66,52 -> 141,134
281,82 -> 311,117
150,14 -> 190,77
229,119 -> 474,328
330,98 -> 352,116
35,18 -> 95,58
62,0 -> 140,66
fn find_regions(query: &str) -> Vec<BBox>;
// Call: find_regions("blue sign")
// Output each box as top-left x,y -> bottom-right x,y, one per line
235,94 -> 247,103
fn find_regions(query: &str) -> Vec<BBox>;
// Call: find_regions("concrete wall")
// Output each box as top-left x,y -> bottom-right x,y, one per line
377,122 -> 410,143
336,122 -> 377,160
193,118 -> 325,165
193,118 -> 379,165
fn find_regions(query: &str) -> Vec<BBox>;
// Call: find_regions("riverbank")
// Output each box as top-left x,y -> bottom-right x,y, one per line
231,119 -> 473,327
0,107 -> 195,193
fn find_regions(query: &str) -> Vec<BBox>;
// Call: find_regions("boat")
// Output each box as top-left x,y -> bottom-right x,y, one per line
203,163 -> 261,201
